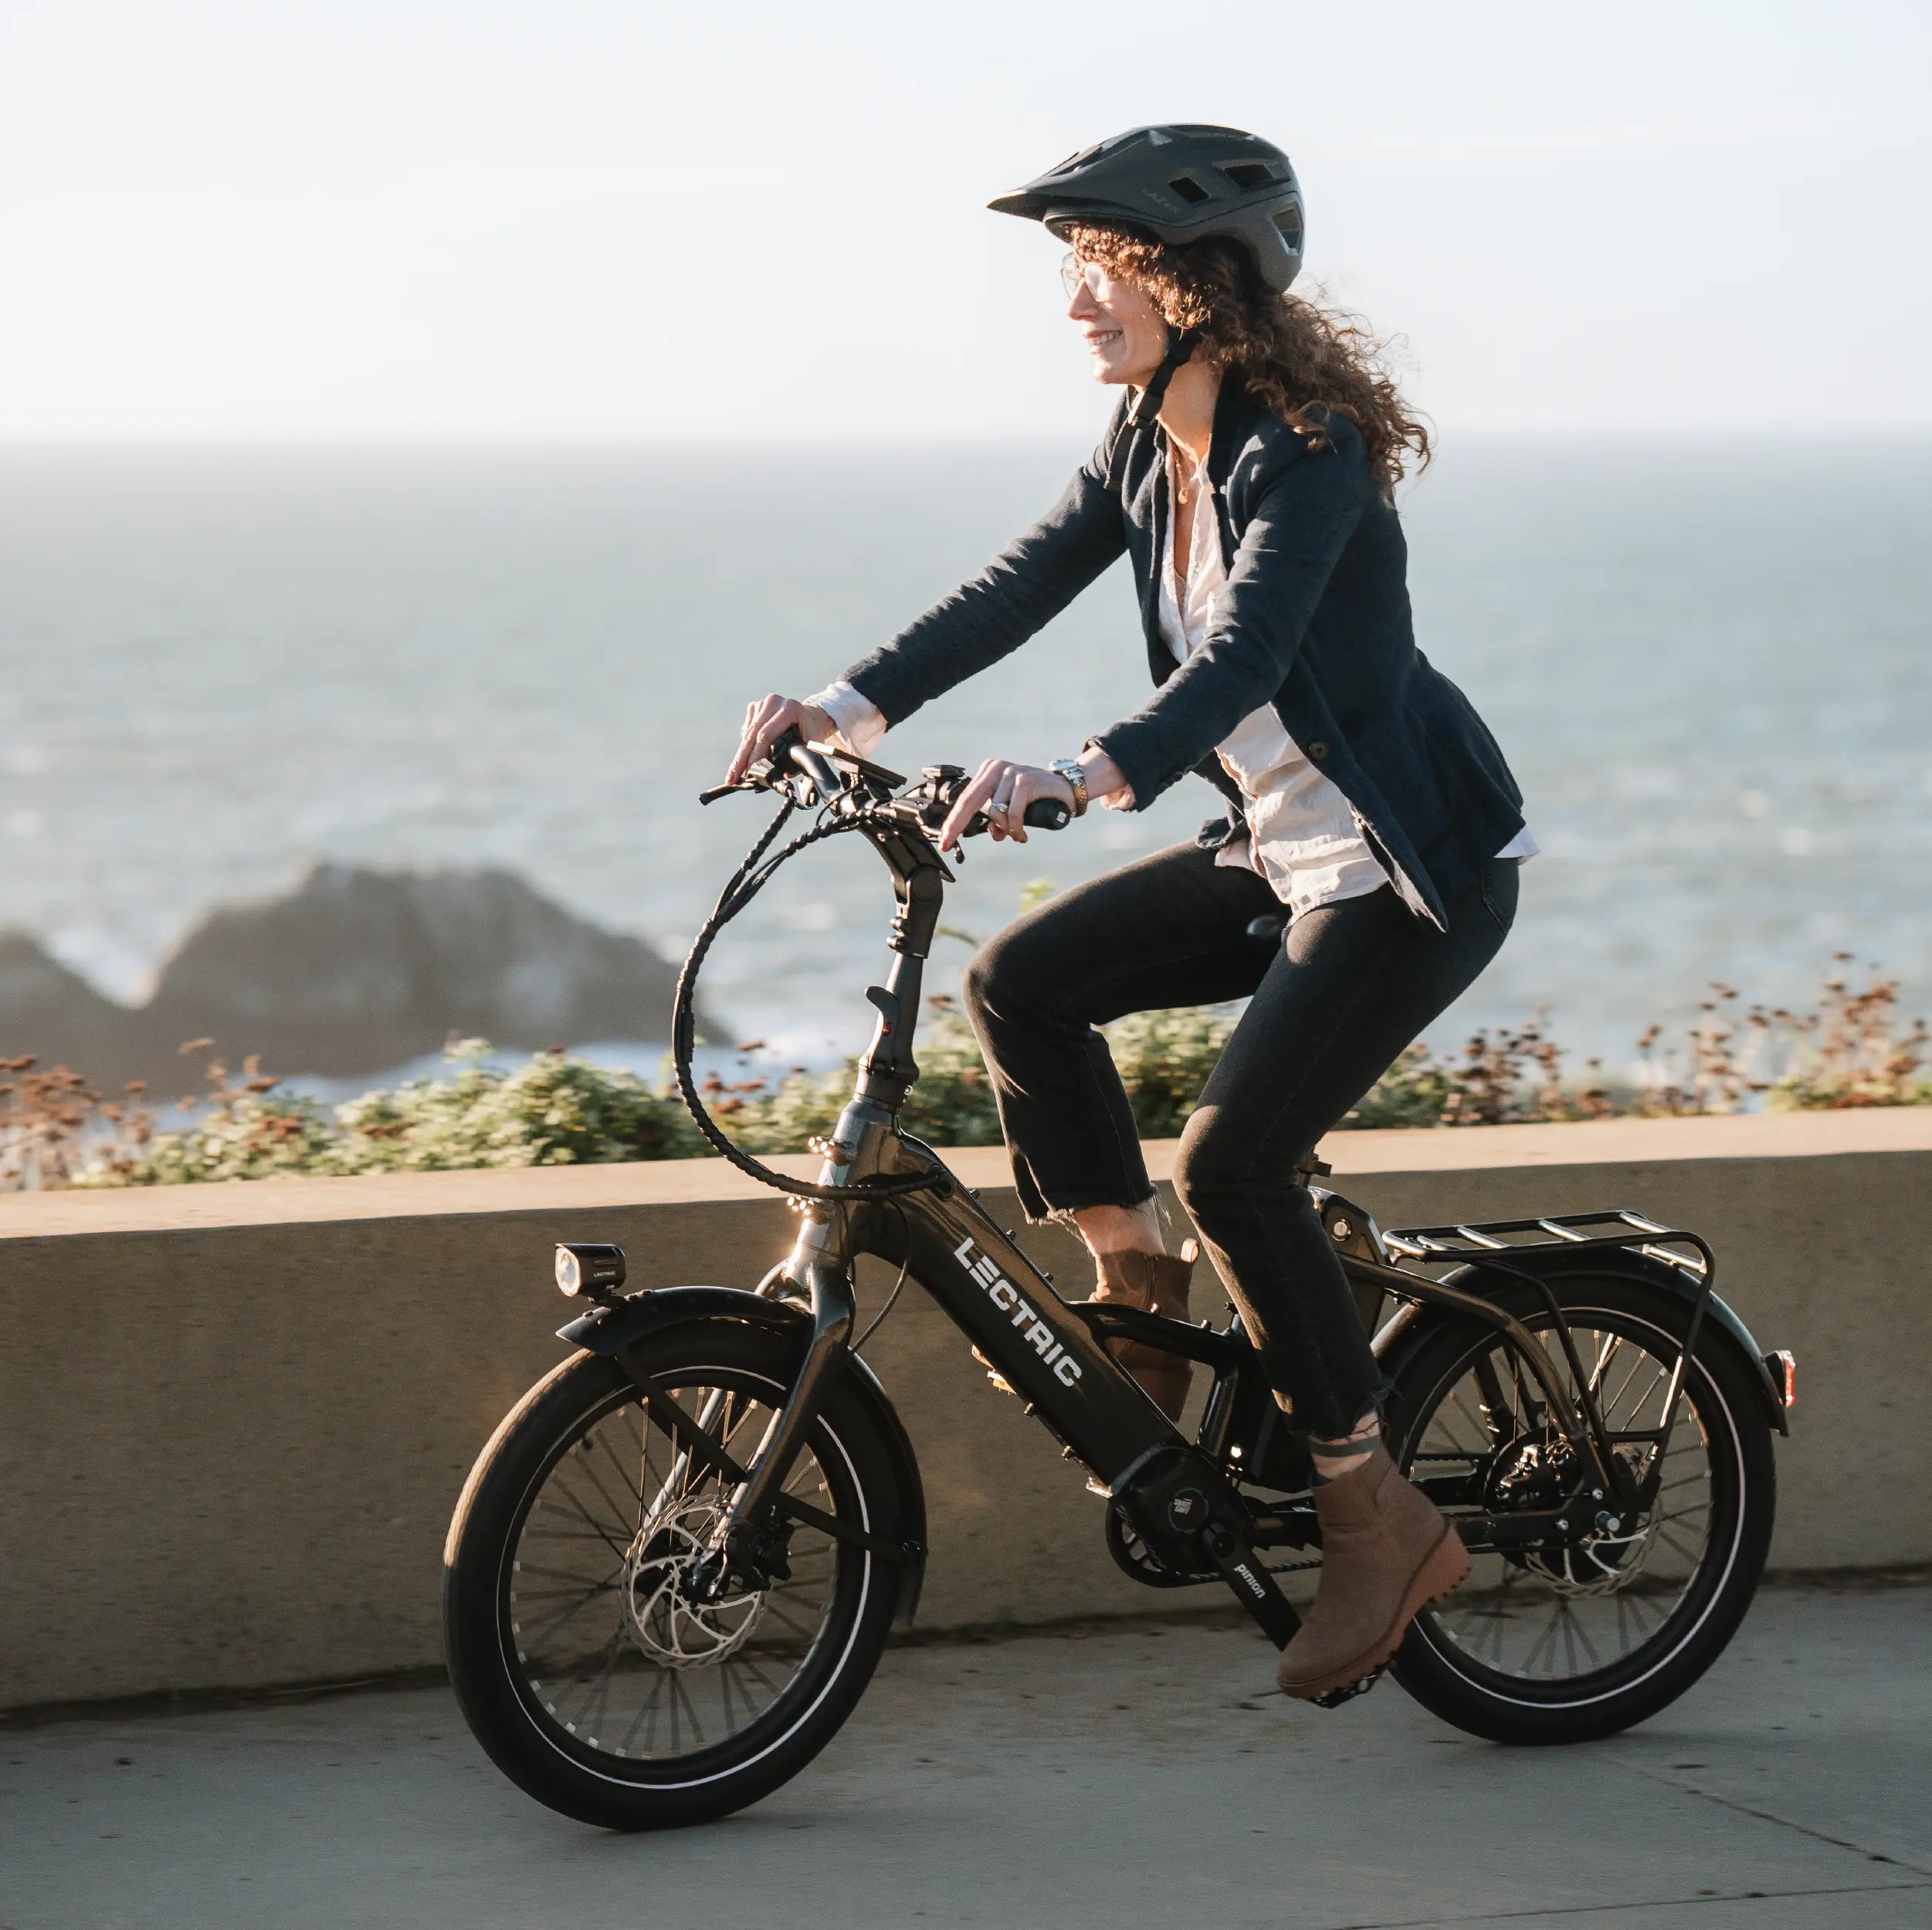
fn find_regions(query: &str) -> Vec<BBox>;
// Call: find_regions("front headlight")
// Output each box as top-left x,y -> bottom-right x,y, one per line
555,1241 -> 626,1299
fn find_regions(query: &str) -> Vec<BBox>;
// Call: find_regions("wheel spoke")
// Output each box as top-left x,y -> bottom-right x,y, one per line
570,1449 -> 645,1543
669,1669 -> 708,1751
540,1481 -> 632,1559
518,1576 -> 624,1650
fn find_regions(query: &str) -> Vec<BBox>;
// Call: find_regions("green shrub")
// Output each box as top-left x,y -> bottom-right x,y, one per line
81,1042 -> 703,1186
324,1042 -> 706,1171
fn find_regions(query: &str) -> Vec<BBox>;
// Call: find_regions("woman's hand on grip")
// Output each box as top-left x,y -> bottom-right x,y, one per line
727,695 -> 836,786
937,759 -> 1075,852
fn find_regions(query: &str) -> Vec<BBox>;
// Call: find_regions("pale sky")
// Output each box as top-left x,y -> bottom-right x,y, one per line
2,0 -> 1928,441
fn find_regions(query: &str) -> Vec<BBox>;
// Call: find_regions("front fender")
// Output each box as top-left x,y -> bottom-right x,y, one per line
560,1285 -> 930,1623
1371,1248 -> 1788,1435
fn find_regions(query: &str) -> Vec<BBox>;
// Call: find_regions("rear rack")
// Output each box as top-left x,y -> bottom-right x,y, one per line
1384,1208 -> 1710,1281
1381,1208 -> 1719,1471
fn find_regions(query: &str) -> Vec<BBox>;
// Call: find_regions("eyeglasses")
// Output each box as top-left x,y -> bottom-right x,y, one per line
1060,253 -> 1115,301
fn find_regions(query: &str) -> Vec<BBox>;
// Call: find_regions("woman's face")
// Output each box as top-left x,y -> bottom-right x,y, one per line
1066,258 -> 1169,388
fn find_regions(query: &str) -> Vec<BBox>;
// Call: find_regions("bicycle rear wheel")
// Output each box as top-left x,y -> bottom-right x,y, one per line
1385,1274 -> 1775,1744
442,1322 -> 903,1828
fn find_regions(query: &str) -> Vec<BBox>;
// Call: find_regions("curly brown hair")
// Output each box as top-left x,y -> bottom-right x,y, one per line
1065,222 -> 1431,494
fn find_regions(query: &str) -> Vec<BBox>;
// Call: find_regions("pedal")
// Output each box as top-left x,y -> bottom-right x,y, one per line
1310,1664 -> 1387,1710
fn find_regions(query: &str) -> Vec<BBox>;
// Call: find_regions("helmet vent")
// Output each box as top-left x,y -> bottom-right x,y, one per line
1167,174 -> 1211,205
1273,206 -> 1305,245
1220,160 -> 1281,191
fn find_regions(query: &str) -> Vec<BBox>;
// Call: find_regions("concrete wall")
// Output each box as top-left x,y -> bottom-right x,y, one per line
2,1109 -> 1927,1712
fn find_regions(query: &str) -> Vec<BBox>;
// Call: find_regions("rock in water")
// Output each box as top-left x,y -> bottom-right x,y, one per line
0,866 -> 710,1089
144,865 -> 702,1076
0,932 -> 141,1079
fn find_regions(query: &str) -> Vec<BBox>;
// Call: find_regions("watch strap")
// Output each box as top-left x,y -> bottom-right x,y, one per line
1050,757 -> 1089,818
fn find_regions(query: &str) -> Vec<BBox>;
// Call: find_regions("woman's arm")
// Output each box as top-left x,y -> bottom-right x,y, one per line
832,406 -> 1131,732
727,411 -> 1133,784
1088,422 -> 1369,811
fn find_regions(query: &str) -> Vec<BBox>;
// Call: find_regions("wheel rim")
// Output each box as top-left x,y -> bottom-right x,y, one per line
1400,1310 -> 1733,1695
503,1370 -> 850,1769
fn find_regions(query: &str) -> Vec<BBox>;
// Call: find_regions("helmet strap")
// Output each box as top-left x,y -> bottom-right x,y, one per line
1104,324 -> 1202,496
1129,323 -> 1203,429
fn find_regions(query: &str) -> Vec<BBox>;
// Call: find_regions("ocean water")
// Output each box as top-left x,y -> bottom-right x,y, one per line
1,439 -> 1927,1082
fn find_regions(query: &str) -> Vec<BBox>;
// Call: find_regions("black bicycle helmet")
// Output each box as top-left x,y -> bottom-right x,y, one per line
988,123 -> 1305,293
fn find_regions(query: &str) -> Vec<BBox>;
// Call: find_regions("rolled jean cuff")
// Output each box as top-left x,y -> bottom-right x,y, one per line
1008,1151 -> 1157,1226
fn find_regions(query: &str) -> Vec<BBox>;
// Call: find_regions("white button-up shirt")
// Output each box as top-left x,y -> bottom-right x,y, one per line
1159,449 -> 1399,915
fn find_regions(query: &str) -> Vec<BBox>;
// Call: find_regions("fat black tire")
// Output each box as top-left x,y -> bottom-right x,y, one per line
442,1322 -> 903,1829
1385,1274 -> 1776,1745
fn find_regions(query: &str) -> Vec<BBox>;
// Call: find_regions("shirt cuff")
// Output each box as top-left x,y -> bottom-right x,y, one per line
803,680 -> 888,758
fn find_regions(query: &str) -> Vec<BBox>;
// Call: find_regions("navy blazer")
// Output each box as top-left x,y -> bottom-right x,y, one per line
841,378 -> 1527,928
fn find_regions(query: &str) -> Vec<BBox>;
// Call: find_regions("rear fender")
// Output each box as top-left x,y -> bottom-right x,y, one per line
1371,1249 -> 1788,1435
560,1285 -> 930,1622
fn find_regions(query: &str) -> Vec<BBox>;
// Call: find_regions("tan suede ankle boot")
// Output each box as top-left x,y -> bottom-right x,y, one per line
1276,1443 -> 1472,1700
1088,1244 -> 1195,1422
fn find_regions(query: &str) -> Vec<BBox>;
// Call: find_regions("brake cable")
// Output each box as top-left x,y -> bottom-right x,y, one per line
669,792 -> 947,1204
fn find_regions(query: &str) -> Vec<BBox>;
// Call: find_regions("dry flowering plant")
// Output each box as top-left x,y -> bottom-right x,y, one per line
0,957 -> 1924,1190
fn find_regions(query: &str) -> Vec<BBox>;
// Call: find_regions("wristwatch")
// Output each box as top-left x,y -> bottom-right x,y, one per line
1049,757 -> 1089,818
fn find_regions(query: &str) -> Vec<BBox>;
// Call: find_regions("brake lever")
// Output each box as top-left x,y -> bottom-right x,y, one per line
700,755 -> 783,806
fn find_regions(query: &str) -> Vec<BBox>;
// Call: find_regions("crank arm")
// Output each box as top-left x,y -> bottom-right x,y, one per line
1202,1522 -> 1302,1649
1247,1502 -> 1320,1550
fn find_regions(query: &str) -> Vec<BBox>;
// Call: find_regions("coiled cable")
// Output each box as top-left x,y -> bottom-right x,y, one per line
669,796 -> 947,1204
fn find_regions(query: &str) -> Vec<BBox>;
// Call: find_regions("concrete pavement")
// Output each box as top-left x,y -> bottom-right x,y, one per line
2,1576 -> 1927,1930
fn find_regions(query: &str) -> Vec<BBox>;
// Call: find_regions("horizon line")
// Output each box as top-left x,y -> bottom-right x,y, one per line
6,425 -> 1932,453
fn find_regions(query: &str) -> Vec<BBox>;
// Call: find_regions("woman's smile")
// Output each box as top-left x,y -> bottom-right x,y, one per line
1067,266 -> 1166,384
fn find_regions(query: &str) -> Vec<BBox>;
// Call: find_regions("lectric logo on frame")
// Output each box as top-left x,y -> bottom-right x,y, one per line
954,1238 -> 1083,1387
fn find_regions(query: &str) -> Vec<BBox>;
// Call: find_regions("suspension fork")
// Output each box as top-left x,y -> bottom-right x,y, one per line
703,1235 -> 856,1575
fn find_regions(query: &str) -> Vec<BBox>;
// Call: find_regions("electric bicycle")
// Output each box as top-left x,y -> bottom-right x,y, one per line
442,733 -> 1794,1829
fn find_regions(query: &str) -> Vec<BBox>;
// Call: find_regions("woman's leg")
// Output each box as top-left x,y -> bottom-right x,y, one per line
1169,859 -> 1520,1700
961,840 -> 1276,1225
962,841 -> 1276,1417
1172,858 -> 1519,1440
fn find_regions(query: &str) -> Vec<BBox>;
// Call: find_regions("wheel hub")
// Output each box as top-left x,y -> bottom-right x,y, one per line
1483,1434 -> 1661,1598
622,1500 -> 767,1668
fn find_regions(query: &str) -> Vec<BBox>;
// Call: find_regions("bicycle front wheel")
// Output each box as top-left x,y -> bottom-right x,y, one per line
1385,1274 -> 1775,1745
442,1322 -> 904,1829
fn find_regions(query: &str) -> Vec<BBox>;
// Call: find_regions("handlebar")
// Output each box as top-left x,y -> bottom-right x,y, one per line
704,728 -> 1070,841
677,726 -> 1069,1204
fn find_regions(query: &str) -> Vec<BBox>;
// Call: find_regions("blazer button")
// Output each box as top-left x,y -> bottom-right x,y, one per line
1307,740 -> 1330,762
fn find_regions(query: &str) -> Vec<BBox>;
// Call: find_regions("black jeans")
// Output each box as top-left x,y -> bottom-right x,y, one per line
961,844 -> 1520,1439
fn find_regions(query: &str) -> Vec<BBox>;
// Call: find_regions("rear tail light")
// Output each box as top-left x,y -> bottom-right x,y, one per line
1764,1349 -> 1796,1410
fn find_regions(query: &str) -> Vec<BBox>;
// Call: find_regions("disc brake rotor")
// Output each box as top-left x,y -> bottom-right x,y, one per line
1490,1435 -> 1663,1600
623,1500 -> 766,1668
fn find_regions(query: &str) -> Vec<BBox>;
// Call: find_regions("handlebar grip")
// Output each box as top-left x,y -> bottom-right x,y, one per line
1023,797 -> 1070,831
770,726 -> 842,803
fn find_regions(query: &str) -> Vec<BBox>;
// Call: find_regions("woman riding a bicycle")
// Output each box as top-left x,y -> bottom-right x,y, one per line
728,124 -> 1537,1702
